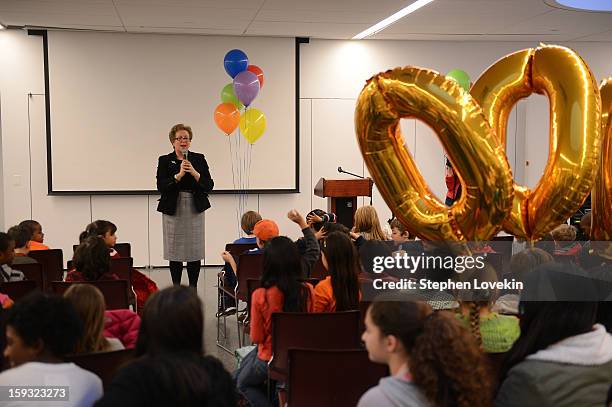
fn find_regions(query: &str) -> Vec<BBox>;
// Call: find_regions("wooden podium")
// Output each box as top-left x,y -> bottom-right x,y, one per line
314,178 -> 374,229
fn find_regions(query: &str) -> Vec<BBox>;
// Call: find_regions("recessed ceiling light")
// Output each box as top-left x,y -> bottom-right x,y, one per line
547,0 -> 612,12
352,0 -> 436,40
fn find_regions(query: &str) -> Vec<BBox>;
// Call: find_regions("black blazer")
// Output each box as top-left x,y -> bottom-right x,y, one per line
156,151 -> 214,215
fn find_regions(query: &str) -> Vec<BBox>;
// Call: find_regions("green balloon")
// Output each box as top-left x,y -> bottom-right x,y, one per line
446,69 -> 471,91
221,83 -> 244,109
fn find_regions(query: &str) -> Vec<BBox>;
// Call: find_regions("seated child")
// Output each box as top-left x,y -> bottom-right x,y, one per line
79,220 -> 158,313
0,232 -> 24,282
66,236 -> 119,282
313,231 -> 360,312
359,300 -> 492,407
64,284 -> 125,354
18,220 -> 49,250
389,217 -> 412,243
233,210 -> 262,244
0,292 -> 102,405
7,225 -> 38,265
455,264 -> 520,353
551,223 -> 582,263
234,234 -> 315,406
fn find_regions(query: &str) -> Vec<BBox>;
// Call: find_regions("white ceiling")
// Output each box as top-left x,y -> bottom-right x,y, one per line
0,0 -> 611,41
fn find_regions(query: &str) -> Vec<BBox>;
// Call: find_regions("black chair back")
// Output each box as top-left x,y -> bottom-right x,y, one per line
287,348 -> 387,407
270,311 -> 361,382
51,280 -> 129,309
0,280 -> 38,301
11,262 -> 45,290
65,349 -> 135,390
29,249 -> 64,289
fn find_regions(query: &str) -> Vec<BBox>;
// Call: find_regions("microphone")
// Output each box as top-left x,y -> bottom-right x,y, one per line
338,166 -> 372,204
181,149 -> 189,161
338,166 -> 364,179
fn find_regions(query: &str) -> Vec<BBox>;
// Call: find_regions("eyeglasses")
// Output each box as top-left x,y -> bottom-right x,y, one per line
174,137 -> 191,142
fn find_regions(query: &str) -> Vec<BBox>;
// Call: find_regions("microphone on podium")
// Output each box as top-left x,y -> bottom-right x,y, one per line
338,167 -> 372,205
337,166 -> 364,179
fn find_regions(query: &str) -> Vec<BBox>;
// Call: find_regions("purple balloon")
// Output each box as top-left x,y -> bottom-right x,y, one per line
233,71 -> 260,107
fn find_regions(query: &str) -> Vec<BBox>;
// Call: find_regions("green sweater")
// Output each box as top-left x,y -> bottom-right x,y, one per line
457,313 -> 520,353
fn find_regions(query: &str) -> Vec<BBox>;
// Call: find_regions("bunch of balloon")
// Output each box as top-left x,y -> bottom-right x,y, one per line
213,49 -> 267,234
355,45 -> 606,245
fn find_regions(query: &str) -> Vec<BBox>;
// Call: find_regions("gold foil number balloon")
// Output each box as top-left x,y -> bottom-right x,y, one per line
471,45 -> 602,240
592,78 -> 612,245
355,67 -> 513,241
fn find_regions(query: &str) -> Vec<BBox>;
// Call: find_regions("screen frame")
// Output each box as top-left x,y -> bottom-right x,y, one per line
28,30 -> 307,195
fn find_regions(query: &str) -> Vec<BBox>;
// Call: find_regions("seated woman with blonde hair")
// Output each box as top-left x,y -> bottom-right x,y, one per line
64,284 -> 125,354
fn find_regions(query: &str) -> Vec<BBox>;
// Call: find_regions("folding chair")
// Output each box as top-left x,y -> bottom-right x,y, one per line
51,280 -> 130,310
269,311 -> 361,383
241,278 -> 263,346
0,280 -> 38,302
65,349 -> 134,390
286,348 -> 388,407
11,262 -> 45,290
29,249 -> 64,289
234,253 -> 264,348
216,248 -> 261,353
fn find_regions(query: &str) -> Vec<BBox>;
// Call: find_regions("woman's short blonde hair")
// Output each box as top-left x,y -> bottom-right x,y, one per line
168,123 -> 193,143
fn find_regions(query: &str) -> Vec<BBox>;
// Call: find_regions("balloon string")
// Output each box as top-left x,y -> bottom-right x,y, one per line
229,135 -> 240,237
238,110 -> 246,225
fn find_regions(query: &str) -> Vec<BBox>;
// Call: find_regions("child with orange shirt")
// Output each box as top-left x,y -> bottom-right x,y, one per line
234,213 -> 315,407
19,220 -> 50,251
314,231 -> 360,313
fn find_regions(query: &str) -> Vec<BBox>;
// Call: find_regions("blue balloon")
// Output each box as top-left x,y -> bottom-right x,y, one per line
224,49 -> 248,78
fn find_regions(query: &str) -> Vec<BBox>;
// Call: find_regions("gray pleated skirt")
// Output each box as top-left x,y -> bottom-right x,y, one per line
163,191 -> 204,262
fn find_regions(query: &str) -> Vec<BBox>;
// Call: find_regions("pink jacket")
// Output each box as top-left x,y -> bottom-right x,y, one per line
104,309 -> 141,349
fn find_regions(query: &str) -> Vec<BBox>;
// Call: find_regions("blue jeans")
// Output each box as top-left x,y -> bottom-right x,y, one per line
235,347 -> 272,407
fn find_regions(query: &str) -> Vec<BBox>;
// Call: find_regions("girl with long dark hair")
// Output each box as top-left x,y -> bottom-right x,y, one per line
314,231 -> 360,312
235,235 -> 315,407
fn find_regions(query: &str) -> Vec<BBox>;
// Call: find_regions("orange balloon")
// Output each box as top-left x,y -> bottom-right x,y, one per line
247,65 -> 264,88
214,103 -> 240,135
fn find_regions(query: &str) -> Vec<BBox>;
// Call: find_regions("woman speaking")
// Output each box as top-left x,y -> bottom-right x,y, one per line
156,124 -> 214,288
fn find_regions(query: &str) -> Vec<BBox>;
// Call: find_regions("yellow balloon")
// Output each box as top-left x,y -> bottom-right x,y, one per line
239,108 -> 267,144
471,45 -> 602,240
592,78 -> 612,253
355,67 -> 513,242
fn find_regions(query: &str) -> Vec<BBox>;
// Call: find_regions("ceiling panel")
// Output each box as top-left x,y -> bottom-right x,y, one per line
245,21 -> 367,38
116,5 -> 255,29
0,0 -> 610,41
255,9 -> 381,25
125,26 -> 244,35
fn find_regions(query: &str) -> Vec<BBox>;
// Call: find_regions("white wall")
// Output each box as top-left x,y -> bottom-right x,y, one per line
2,30 -> 611,267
